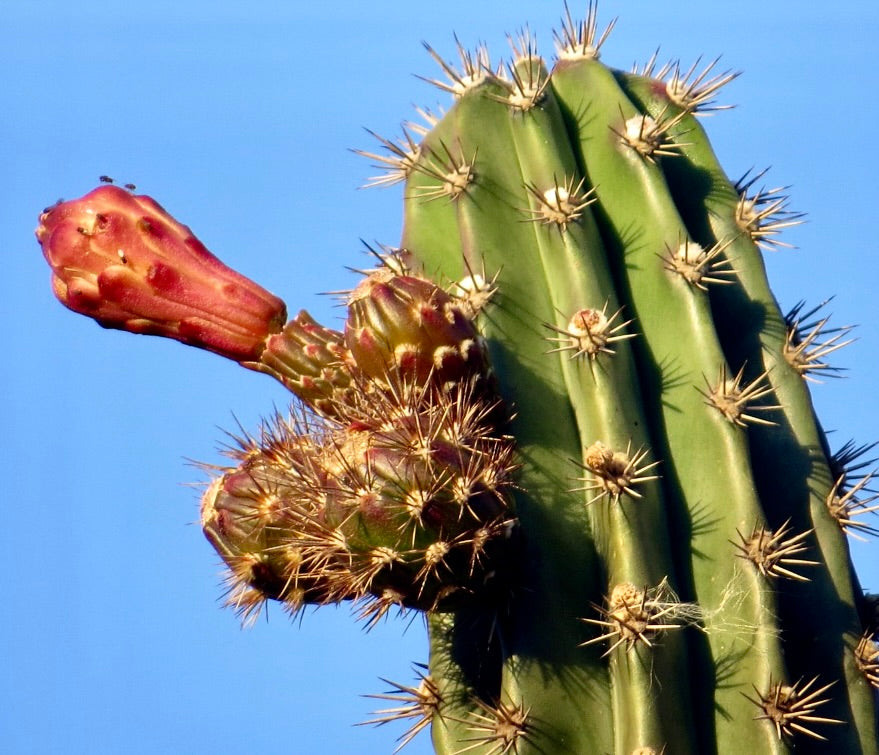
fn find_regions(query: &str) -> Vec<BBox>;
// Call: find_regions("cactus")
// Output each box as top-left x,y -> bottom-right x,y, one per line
34,5 -> 879,754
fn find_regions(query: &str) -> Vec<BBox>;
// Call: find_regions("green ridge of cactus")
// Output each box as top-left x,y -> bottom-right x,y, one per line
34,5 -> 879,755
384,8 -> 878,753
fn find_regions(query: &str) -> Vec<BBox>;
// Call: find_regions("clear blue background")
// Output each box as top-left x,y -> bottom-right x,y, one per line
3,1 -> 877,753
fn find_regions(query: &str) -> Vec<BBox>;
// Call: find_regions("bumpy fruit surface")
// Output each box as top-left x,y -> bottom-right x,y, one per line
37,185 -> 286,362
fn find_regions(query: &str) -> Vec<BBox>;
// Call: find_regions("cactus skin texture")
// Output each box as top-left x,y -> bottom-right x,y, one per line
34,6 -> 879,755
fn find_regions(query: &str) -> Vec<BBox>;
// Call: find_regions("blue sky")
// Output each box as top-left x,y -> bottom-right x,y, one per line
3,1 -> 878,753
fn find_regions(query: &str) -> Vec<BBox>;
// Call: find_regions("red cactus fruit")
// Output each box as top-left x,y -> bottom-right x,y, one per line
36,185 -> 287,363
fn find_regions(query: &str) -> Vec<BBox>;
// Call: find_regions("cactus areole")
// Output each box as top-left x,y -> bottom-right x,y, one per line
36,6 -> 879,755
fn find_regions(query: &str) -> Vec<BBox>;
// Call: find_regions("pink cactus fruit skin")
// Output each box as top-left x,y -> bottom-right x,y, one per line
36,185 -> 287,363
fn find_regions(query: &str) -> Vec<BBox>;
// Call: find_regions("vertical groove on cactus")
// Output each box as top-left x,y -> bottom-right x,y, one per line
617,69 -> 877,749
548,52 -> 790,752
35,4 -> 879,754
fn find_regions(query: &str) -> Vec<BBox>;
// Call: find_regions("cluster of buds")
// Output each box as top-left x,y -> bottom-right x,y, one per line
202,380 -> 517,622
37,185 -> 518,623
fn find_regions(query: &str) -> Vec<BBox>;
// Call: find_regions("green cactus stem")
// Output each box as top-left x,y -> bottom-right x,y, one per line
383,7 -> 877,754
615,67 -> 878,747
34,4 -> 879,755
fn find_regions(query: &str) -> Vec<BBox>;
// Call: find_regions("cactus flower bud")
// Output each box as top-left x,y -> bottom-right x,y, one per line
345,269 -> 488,388
36,185 -> 287,363
257,310 -> 357,415
200,452 -> 332,620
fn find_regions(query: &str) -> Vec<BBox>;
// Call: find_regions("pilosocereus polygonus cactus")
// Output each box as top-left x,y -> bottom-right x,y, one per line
35,5 -> 879,753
